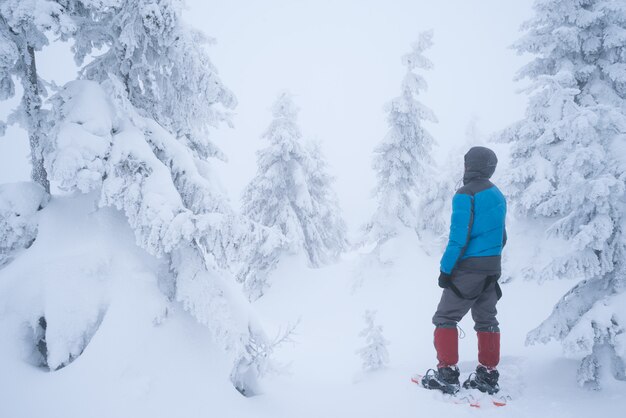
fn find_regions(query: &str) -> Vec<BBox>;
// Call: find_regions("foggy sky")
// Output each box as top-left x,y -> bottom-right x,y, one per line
0,0 -> 534,232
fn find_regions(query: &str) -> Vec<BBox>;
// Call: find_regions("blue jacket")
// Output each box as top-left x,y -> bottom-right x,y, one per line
440,147 -> 507,275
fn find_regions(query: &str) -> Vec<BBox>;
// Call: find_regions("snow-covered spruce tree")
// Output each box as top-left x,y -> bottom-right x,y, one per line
357,310 -> 390,372
364,30 -> 438,245
64,0 -> 284,272
32,0 -> 286,394
46,78 -> 283,395
242,93 -> 347,275
0,0 -> 75,194
305,141 -> 348,258
70,0 -> 235,161
501,0 -> 626,389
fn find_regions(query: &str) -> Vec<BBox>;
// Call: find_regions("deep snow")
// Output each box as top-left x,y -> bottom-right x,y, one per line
1,1 -> 624,416
1,197 -> 624,418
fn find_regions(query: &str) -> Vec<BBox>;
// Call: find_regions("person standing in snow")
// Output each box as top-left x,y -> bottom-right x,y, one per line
420,146 -> 506,395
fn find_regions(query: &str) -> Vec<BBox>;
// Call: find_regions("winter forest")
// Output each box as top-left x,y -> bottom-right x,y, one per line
1,0 -> 625,417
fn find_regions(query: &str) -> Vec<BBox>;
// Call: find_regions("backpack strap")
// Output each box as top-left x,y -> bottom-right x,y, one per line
448,274 -> 502,301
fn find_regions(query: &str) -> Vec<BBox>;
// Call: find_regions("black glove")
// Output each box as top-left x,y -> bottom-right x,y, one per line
438,271 -> 452,288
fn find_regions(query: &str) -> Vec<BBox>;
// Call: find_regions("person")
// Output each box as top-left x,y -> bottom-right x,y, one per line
420,146 -> 507,395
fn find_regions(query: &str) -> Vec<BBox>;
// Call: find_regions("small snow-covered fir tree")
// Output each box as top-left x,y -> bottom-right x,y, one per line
305,140 -> 349,258
242,93 -> 347,274
501,0 -> 626,389
0,0 -> 75,193
364,30 -> 438,245
357,310 -> 390,372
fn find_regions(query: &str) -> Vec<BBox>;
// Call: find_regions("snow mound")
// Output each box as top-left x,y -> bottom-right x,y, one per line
0,193 -> 168,371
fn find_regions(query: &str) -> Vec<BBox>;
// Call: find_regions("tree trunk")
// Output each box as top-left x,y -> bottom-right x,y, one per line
22,45 -> 50,194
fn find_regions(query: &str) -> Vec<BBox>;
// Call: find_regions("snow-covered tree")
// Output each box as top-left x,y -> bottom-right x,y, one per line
0,0 -> 75,193
501,0 -> 626,389
45,74 -> 283,393
305,140 -> 348,258
242,92 -> 347,273
70,0 -> 235,161
357,310 -> 390,372
0,0 -> 287,394
364,30 -> 438,245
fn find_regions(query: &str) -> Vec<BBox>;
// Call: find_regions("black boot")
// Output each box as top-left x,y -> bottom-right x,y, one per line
421,366 -> 460,394
463,365 -> 500,394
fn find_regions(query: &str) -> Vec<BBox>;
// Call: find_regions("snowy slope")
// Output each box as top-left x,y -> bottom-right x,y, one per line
2,217 -> 625,418
255,230 -> 626,418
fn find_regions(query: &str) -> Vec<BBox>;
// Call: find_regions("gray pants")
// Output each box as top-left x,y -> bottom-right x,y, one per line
432,270 -> 500,332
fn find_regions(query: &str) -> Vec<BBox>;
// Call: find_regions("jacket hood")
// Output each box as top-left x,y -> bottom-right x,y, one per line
463,146 -> 498,184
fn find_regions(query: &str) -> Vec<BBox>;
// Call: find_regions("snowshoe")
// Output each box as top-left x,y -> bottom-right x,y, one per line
419,366 -> 460,395
463,365 -> 500,394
